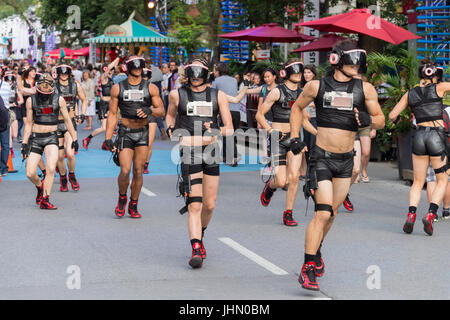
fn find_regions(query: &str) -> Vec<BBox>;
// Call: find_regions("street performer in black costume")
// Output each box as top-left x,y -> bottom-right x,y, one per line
105,56 -> 165,219
257,58 -> 316,227
389,58 -> 450,236
290,40 -> 385,291
54,64 -> 87,192
21,73 -> 78,209
165,58 -> 233,269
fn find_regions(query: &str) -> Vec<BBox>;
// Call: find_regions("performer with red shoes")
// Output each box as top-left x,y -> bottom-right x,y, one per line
21,73 -> 78,209
290,41 -> 384,291
105,56 -> 165,219
389,58 -> 450,236
54,64 -> 87,192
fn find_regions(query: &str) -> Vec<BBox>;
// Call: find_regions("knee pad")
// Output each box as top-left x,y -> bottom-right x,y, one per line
315,203 -> 334,217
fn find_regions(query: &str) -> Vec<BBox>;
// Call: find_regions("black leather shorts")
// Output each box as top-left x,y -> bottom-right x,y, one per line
270,132 -> 291,167
412,126 -> 447,157
310,146 -> 355,182
57,118 -> 77,138
97,100 -> 109,120
30,131 -> 59,155
116,124 -> 149,150
179,143 -> 221,176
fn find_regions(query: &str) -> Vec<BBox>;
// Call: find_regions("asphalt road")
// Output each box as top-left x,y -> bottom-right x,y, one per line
0,126 -> 449,300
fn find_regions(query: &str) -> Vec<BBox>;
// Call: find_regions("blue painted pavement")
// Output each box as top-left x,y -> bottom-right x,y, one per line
1,148 -> 265,181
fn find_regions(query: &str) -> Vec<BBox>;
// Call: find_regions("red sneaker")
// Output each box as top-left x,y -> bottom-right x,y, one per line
82,137 -> 91,150
189,242 -> 203,269
403,212 -> 416,234
115,195 -> 127,217
423,212 -> 437,236
101,141 -> 108,151
315,256 -> 325,278
343,194 -> 354,212
260,179 -> 275,207
298,262 -> 320,291
200,240 -> 207,259
283,210 -> 298,227
60,175 -> 68,192
68,173 -> 80,191
128,200 -> 142,219
40,196 -> 57,210
35,184 -> 43,205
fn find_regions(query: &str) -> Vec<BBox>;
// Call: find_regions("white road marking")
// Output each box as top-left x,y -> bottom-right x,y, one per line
218,237 -> 289,276
142,187 -> 156,197
313,297 -> 332,300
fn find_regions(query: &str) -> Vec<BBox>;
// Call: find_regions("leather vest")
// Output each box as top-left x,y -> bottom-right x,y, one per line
56,79 -> 78,112
32,93 -> 60,125
408,84 -> 443,124
175,86 -> 220,136
102,78 -> 114,97
314,76 -> 365,132
271,83 -> 303,123
118,79 -> 152,120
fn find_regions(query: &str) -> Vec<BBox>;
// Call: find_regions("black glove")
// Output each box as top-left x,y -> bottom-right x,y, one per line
290,137 -> 306,155
166,126 -> 174,138
71,140 -> 79,152
104,139 -> 115,152
357,111 -> 372,127
243,79 -> 250,86
77,114 -> 86,124
21,143 -> 30,159
140,107 -> 152,118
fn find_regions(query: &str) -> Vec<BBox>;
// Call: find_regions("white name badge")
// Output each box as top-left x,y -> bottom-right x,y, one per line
124,89 -> 144,102
186,101 -> 213,117
323,91 -> 354,111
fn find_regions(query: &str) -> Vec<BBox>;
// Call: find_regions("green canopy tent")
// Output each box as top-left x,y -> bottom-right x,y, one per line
85,12 -> 177,62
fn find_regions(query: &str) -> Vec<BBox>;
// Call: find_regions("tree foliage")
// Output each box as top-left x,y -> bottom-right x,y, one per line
37,0 -> 155,46
0,0 -> 35,24
238,0 -> 314,27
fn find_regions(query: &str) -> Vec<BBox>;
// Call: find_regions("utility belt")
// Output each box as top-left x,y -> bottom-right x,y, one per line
303,146 -> 355,202
415,125 -> 446,132
312,145 -> 355,161
31,131 -> 58,139
118,124 -> 149,135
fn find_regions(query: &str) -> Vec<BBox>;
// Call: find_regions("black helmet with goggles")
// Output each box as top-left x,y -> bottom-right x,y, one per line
125,57 -> 145,73
185,64 -> 209,84
55,64 -> 72,77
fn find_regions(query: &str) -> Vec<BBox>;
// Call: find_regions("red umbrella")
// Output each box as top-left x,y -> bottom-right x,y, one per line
219,23 -> 314,43
44,48 -> 76,59
73,46 -> 101,57
291,34 -> 352,53
296,8 -> 421,45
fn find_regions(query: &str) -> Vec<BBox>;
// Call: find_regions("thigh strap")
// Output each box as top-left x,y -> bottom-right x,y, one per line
434,164 -> 448,174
